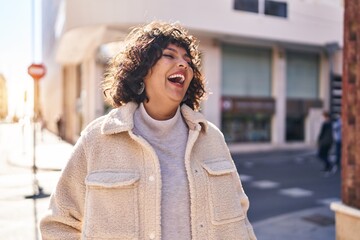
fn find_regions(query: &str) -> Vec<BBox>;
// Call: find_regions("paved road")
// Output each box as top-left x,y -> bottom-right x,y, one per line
232,150 -> 340,223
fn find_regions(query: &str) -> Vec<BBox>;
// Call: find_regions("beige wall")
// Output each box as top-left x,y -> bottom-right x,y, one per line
0,75 -> 8,119
63,65 -> 80,143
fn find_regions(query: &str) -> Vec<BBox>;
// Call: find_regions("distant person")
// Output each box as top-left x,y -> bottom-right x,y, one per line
332,114 -> 342,168
40,21 -> 256,239
317,111 -> 334,173
38,111 -> 47,142
56,115 -> 64,140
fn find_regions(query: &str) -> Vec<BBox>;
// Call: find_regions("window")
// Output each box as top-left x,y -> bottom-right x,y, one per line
234,0 -> 287,18
265,0 -> 287,18
221,97 -> 274,143
222,44 -> 272,97
285,51 -> 320,142
222,112 -> 272,143
234,0 -> 259,13
221,45 -> 273,143
286,51 -> 319,99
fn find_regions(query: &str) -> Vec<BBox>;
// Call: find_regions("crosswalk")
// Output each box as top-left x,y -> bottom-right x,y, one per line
240,174 -> 340,205
279,188 -> 313,198
251,180 -> 280,189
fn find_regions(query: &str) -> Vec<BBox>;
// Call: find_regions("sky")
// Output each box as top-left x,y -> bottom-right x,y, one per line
0,1 -> 35,117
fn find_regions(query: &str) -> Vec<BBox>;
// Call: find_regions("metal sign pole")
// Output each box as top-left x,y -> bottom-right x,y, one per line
25,78 -> 48,199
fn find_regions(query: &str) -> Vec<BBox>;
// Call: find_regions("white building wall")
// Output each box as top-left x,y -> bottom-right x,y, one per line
80,60 -> 91,129
333,50 -> 343,75
306,108 -> 324,144
63,0 -> 343,47
271,46 -> 286,145
41,0 -> 63,133
199,39 -> 222,128
319,53 -> 331,111
80,59 -> 105,127
40,0 -> 344,150
95,62 -> 106,118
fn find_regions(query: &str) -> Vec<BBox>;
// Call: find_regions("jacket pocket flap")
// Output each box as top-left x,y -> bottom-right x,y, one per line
202,159 -> 236,175
85,171 -> 139,188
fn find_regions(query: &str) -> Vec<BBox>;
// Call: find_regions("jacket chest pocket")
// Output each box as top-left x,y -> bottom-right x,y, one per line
84,170 -> 140,239
202,160 -> 245,225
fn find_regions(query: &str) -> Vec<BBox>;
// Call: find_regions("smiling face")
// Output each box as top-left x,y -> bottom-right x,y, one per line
143,43 -> 194,119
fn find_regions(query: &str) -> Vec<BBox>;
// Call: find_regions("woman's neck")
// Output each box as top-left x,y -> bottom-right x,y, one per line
143,101 -> 179,120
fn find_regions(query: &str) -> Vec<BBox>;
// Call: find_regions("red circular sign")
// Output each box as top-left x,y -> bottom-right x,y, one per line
28,63 -> 46,80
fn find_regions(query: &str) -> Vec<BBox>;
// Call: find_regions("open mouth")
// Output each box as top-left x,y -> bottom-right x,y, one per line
168,74 -> 185,85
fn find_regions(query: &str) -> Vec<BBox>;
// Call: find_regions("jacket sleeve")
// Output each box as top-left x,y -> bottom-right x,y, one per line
232,169 -> 257,240
216,129 -> 257,239
208,122 -> 257,239
40,134 -> 88,239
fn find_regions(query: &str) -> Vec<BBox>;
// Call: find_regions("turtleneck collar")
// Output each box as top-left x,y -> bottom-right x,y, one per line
100,102 -> 208,135
134,103 -> 183,139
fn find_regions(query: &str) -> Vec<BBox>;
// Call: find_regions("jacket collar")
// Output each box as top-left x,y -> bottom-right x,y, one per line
101,102 -> 208,135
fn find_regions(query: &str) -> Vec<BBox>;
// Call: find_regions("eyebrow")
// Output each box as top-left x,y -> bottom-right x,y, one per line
165,47 -> 191,59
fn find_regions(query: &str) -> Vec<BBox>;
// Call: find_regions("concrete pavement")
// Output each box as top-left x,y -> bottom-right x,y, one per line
253,206 -> 335,240
0,123 -> 337,239
0,123 -> 67,240
4,123 -> 73,171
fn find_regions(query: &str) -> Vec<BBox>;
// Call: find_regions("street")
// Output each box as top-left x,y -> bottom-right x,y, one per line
233,150 -> 340,223
0,123 -> 340,239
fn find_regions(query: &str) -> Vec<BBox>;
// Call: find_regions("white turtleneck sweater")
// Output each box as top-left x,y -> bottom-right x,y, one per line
133,103 -> 191,240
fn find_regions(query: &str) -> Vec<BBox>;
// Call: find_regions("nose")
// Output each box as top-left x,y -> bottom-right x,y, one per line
178,59 -> 188,69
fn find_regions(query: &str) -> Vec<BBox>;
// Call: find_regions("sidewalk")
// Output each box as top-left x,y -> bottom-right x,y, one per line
0,123 -> 73,240
1,123 -> 336,239
253,206 -> 335,240
6,124 -> 72,171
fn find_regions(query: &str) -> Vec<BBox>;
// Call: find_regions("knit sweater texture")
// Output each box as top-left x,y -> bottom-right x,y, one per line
133,103 -> 191,239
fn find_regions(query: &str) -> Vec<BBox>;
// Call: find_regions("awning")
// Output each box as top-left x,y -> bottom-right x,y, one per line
56,25 -> 126,65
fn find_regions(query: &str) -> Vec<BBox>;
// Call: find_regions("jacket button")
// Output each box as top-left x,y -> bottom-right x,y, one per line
149,233 -> 155,239
149,176 -> 155,182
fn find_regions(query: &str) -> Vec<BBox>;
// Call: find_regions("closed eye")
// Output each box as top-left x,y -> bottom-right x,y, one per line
163,54 -> 174,59
163,51 -> 193,69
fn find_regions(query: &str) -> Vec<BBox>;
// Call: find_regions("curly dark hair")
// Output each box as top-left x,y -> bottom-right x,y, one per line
102,21 -> 206,111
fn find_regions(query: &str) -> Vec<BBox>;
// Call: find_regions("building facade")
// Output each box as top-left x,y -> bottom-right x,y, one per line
0,74 -> 8,120
41,0 -> 344,151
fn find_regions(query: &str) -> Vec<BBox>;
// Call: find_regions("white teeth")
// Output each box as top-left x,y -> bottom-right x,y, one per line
168,74 -> 185,83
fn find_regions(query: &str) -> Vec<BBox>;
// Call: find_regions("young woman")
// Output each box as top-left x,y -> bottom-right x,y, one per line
40,21 -> 256,240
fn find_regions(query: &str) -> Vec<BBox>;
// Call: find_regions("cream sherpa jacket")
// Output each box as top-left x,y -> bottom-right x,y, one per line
40,102 -> 256,240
